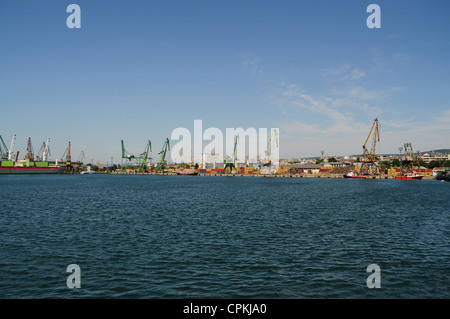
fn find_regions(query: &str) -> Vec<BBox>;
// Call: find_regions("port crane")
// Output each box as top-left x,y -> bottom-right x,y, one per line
401,142 -> 418,173
263,129 -> 278,167
223,134 -> 239,174
8,134 -> 16,161
121,140 -> 136,162
60,141 -> 75,173
60,141 -> 72,163
156,138 -> 170,171
24,137 -> 35,161
77,150 -> 85,162
0,135 -> 9,160
121,140 -> 152,171
139,140 -> 152,171
360,118 -> 381,175
36,138 -> 51,162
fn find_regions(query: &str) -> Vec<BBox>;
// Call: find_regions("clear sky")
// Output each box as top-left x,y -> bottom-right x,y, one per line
1,0 -> 449,163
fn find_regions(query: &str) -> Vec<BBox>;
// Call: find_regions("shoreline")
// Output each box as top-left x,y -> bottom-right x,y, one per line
106,171 -> 435,180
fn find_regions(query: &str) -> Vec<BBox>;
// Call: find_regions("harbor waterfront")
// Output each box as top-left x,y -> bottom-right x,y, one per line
110,171 -> 437,180
0,174 -> 448,299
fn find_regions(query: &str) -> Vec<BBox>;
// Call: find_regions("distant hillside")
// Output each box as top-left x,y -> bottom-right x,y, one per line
420,149 -> 450,154
293,149 -> 450,160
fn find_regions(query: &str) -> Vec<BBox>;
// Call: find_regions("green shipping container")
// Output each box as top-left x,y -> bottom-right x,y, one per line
36,162 -> 49,167
23,162 -> 35,167
1,161 -> 15,167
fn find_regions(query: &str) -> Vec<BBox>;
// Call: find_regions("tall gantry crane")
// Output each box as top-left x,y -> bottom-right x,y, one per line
360,118 -> 381,175
156,138 -> 170,171
223,134 -> 239,174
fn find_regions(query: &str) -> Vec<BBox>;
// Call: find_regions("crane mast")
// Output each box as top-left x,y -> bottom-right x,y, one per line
66,141 -> 71,164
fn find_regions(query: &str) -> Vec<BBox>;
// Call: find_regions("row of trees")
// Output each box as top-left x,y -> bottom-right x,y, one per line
85,162 -> 202,172
379,159 -> 450,170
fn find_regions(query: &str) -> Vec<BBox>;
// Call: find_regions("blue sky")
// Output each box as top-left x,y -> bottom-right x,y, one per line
1,0 -> 449,163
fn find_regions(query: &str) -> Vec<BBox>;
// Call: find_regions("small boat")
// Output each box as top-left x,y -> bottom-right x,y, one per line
344,171 -> 366,179
80,170 -> 96,174
395,174 -> 423,180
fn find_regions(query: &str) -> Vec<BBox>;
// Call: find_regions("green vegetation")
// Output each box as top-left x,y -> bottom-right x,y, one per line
384,158 -> 450,169
427,159 -> 450,169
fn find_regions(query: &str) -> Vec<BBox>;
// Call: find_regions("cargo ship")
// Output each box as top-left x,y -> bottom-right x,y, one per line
1,135 -> 66,174
0,160 -> 65,174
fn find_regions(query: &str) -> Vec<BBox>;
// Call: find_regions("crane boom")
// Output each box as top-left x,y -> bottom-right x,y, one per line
233,134 -> 239,164
24,137 -> 35,161
0,135 -> 9,160
264,129 -> 278,164
42,138 -> 51,162
157,138 -> 170,170
362,118 -> 380,163
77,150 -> 85,162
8,134 -> 16,161
359,118 -> 381,175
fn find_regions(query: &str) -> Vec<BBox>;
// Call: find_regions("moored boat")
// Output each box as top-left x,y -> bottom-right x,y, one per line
0,162 -> 65,174
344,171 -> 366,179
395,174 -> 423,180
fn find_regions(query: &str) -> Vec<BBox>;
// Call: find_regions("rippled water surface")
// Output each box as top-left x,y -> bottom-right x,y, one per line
0,174 -> 449,298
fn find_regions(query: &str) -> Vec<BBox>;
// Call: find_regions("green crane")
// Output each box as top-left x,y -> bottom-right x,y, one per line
138,140 -> 152,172
121,140 -> 152,172
121,140 -> 136,163
223,134 -> 239,174
156,138 -> 170,171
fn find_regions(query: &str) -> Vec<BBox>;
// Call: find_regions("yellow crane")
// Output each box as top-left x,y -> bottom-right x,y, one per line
360,118 -> 381,175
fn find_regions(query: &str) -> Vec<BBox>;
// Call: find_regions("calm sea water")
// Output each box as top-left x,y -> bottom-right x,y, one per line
0,174 -> 448,299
